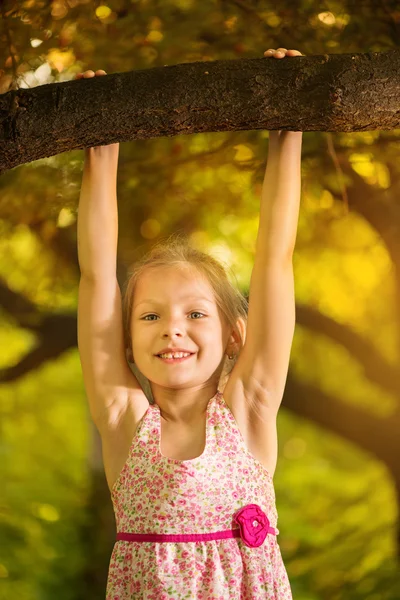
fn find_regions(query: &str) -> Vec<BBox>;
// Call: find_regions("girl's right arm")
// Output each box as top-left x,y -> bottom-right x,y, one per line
77,144 -> 120,280
76,70 -> 120,282
76,71 -> 145,432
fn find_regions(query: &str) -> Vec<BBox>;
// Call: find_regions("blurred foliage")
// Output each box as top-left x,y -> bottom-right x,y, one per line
1,0 -> 400,599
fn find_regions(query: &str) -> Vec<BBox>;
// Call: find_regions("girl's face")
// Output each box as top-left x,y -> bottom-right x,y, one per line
130,265 -> 233,389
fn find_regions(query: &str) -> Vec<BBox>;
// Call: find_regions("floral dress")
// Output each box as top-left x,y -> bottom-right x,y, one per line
106,390 -> 293,599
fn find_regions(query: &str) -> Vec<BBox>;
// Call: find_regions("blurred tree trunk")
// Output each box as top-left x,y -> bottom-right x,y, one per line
76,420 -> 116,600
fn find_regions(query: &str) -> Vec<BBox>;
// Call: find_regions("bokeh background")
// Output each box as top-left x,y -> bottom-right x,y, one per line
1,1 -> 400,599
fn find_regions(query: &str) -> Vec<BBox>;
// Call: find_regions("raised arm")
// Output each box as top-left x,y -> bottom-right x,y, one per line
226,48 -> 304,418
76,80 -> 145,432
77,144 -> 120,280
228,128 -> 302,418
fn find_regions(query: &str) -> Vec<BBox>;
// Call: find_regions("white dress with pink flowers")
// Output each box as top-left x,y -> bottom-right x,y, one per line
106,390 -> 293,599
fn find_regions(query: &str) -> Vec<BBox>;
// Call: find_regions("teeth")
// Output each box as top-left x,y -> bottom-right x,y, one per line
159,352 -> 191,359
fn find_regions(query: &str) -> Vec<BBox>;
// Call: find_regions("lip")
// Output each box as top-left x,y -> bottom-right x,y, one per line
156,353 -> 196,364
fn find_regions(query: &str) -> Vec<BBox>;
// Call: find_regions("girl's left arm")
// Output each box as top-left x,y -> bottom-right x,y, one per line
238,130 -> 302,414
256,130 -> 303,262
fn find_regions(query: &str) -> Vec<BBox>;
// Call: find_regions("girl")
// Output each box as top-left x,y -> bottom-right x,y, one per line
77,46 -> 303,599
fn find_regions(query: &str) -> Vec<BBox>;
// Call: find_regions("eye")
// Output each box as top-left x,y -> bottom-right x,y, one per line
141,312 -> 206,321
191,311 -> 205,319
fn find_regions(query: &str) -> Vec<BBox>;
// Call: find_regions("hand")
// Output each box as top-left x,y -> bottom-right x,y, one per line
75,69 -> 119,152
75,69 -> 107,79
263,48 -> 304,58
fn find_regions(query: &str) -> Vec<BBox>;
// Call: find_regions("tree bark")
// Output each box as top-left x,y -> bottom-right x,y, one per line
1,49 -> 400,173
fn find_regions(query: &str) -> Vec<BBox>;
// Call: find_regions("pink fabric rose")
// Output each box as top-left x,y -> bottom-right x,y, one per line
234,503 -> 272,548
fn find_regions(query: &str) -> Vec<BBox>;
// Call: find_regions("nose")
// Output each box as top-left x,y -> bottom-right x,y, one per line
163,329 -> 184,338
161,317 -> 187,333
161,322 -> 188,344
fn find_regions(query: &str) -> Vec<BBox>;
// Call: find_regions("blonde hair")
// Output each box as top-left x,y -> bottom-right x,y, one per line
121,232 -> 248,403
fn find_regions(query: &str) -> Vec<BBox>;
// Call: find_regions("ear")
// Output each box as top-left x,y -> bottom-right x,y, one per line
237,316 -> 246,346
228,316 -> 246,356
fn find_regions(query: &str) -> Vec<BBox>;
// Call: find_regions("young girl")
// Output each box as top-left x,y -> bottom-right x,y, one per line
77,47 -> 303,599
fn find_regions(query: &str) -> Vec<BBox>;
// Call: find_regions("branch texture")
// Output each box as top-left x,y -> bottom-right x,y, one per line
1,50 -> 399,172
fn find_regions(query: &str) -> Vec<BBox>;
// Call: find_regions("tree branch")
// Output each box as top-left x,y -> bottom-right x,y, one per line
1,49 -> 400,173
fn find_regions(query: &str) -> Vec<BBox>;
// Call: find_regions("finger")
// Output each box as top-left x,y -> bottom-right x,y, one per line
264,49 -> 283,58
95,70 -> 107,75
263,48 -> 303,58
83,70 -> 95,78
272,48 -> 286,58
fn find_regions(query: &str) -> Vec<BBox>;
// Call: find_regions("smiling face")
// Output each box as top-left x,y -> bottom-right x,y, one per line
130,264 -> 234,392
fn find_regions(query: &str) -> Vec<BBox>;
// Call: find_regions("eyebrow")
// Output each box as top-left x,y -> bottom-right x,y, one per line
135,296 -> 214,308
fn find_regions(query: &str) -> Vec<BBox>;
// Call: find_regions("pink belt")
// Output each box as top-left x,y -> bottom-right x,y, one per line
116,503 -> 279,548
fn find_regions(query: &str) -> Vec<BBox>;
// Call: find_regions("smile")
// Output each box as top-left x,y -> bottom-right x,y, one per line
156,354 -> 195,364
